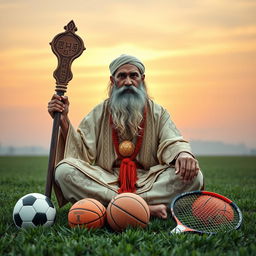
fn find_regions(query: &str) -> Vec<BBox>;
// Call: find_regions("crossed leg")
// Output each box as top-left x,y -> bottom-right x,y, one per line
55,164 -> 203,219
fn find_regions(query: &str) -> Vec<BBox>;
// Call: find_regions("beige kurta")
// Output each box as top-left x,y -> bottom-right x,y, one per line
54,99 -> 198,207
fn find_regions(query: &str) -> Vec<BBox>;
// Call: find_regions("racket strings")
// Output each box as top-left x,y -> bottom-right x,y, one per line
173,195 -> 240,233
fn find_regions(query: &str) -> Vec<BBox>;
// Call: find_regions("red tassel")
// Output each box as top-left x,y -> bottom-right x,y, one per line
118,158 -> 137,193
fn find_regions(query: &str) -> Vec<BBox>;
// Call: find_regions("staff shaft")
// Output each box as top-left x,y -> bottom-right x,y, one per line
45,95 -> 63,198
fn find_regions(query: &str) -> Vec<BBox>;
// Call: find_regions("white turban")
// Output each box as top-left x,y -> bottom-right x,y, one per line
109,54 -> 145,75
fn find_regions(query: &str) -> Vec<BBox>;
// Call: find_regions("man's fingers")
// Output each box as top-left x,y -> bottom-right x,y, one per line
51,94 -> 62,101
195,161 -> 200,176
186,160 -> 200,182
185,159 -> 196,181
48,98 -> 65,108
178,158 -> 199,182
175,155 -> 200,182
190,161 -> 198,180
188,161 -> 197,181
48,99 -> 66,117
48,105 -> 64,113
183,158 -> 192,181
175,160 -> 180,174
48,94 -> 69,119
51,94 -> 69,105
61,95 -> 69,103
180,159 -> 186,178
48,102 -> 65,112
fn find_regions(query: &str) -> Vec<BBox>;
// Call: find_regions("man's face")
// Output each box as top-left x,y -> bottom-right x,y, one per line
110,64 -> 145,88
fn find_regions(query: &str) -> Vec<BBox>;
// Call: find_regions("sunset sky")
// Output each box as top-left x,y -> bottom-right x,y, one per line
1,0 -> 256,150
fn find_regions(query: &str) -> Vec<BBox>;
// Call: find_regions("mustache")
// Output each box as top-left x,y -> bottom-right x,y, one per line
115,85 -> 141,97
118,85 -> 137,93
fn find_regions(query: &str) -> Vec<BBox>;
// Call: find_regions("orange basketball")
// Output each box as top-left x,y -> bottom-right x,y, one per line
68,198 -> 106,229
107,193 -> 150,232
192,195 -> 234,225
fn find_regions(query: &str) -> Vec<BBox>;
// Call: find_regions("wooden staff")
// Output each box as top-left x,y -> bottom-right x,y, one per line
45,20 -> 85,198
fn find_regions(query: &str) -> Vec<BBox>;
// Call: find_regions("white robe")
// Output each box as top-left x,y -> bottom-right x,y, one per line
54,99 -> 203,207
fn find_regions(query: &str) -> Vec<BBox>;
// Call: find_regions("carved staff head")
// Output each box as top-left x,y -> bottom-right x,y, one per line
50,20 -> 85,94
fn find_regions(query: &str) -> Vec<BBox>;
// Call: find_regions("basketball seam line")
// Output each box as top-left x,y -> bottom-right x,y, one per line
114,196 -> 149,219
85,199 -> 106,225
69,210 -> 104,226
109,204 -> 123,230
86,199 -> 105,215
69,207 -> 101,217
69,214 -> 103,226
194,196 -> 212,211
111,202 -> 148,225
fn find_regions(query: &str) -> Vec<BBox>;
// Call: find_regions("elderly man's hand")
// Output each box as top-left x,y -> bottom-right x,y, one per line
48,94 -> 69,119
175,152 -> 200,183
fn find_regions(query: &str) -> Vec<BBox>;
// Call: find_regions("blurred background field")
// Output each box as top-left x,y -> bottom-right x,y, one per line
0,156 -> 255,255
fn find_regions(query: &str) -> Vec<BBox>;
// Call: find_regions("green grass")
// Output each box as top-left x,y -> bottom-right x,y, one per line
0,156 -> 255,256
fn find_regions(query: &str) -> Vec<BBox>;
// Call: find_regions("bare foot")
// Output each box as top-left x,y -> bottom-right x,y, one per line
148,204 -> 168,219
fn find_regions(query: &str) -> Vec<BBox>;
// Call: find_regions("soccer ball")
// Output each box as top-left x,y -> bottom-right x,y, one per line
13,193 -> 56,228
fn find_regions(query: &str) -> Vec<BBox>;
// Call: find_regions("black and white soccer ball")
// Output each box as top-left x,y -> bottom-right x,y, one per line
13,193 -> 56,228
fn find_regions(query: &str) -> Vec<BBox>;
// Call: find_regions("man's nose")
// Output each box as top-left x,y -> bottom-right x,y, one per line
124,76 -> 133,86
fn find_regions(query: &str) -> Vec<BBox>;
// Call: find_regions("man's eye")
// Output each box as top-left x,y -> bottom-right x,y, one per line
118,73 -> 126,79
130,73 -> 139,78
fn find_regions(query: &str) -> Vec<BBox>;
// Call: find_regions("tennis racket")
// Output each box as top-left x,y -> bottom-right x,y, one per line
170,190 -> 242,234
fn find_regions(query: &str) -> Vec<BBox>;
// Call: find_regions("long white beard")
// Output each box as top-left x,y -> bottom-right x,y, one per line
109,83 -> 147,139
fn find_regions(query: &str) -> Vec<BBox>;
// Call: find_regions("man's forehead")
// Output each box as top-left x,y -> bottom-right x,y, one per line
115,64 -> 140,75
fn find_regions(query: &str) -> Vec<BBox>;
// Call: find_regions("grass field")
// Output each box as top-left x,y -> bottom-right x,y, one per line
0,156 -> 255,255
